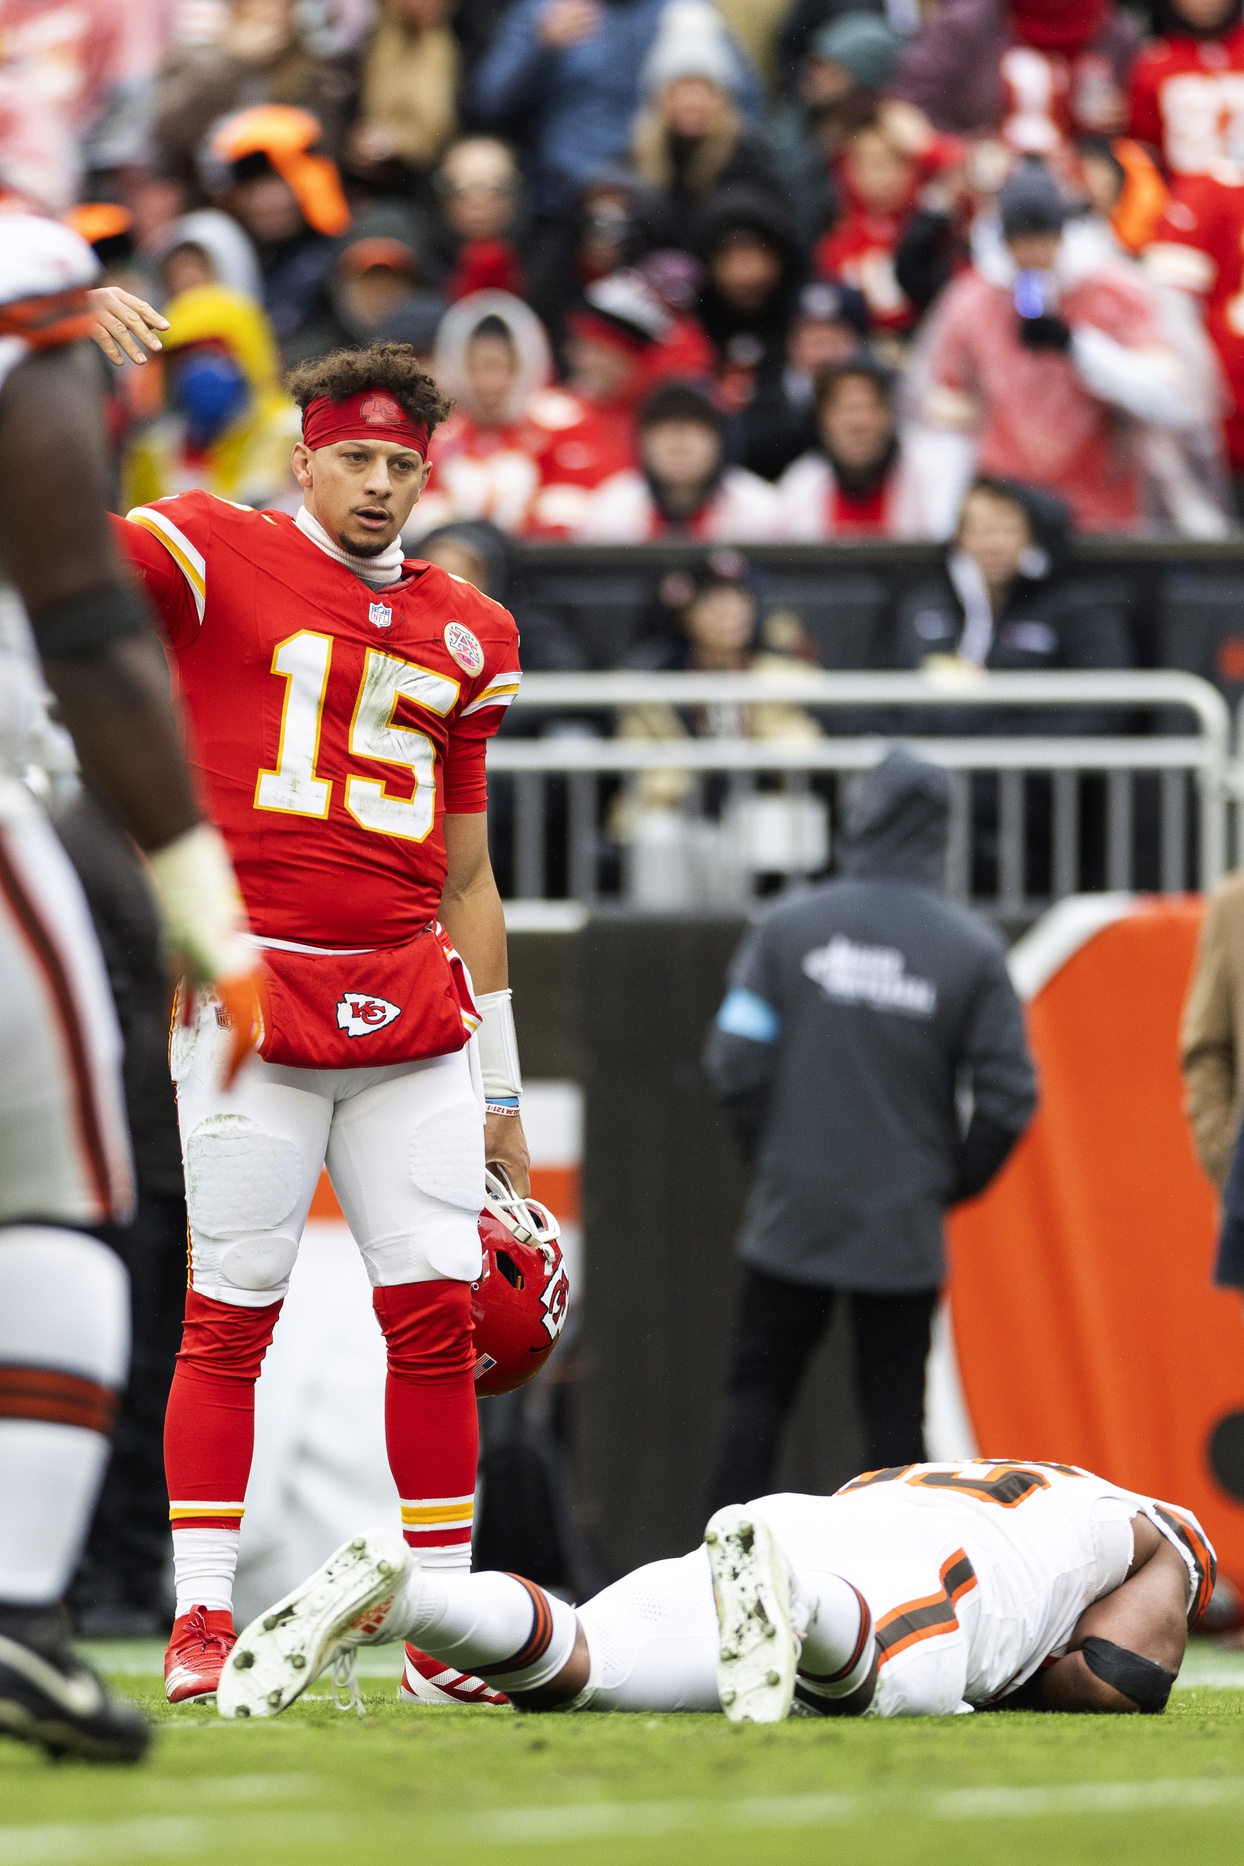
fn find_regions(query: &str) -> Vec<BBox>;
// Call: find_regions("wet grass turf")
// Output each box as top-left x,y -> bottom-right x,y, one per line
0,1652 -> 1242,1865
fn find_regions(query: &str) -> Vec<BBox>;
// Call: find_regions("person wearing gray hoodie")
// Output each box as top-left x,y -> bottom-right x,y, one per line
703,750 -> 1037,1508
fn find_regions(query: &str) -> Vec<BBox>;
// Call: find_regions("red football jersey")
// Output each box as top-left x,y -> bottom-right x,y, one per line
114,493 -> 521,950
1130,26 -> 1244,176
1148,172 -> 1244,467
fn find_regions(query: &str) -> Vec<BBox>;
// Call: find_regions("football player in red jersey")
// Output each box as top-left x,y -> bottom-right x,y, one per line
111,342 -> 531,1704
1146,170 -> 1244,479
1130,2 -> 1244,181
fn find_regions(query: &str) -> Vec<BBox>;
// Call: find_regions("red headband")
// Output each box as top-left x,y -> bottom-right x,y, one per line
302,389 -> 429,456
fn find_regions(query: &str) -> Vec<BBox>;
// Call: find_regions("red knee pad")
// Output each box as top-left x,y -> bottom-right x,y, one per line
176,1288 -> 283,1383
373,1279 -> 476,1382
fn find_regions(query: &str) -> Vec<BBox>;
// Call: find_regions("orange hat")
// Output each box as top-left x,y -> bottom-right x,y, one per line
64,202 -> 134,246
338,236 -> 417,279
209,106 -> 350,239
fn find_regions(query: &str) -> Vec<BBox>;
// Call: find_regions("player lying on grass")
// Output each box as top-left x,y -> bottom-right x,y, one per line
218,1459 -> 1214,1723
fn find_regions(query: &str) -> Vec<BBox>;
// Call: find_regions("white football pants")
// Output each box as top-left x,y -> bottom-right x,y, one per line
172,997 -> 486,1305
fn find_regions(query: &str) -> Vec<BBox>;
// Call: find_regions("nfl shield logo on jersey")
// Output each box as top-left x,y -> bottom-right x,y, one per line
368,602 -> 392,629
336,992 -> 402,1037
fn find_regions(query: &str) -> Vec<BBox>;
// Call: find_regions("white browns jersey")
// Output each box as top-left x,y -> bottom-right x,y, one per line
751,1461 -> 1216,1714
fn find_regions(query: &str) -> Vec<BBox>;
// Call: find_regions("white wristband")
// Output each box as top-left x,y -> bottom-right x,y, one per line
147,822 -> 251,985
476,988 -> 522,1100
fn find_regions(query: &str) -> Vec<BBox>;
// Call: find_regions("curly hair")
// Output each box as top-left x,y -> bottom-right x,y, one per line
285,343 -> 452,435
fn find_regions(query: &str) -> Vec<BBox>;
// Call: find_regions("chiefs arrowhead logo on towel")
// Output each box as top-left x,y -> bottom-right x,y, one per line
336,992 -> 402,1037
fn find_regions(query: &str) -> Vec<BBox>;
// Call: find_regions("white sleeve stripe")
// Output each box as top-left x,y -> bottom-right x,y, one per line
126,506 -> 207,620
461,690 -> 519,717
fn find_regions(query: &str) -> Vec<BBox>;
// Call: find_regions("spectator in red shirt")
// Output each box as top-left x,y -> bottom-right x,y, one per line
815,111 -> 923,336
1130,2 -> 1244,181
576,380 -> 780,540
893,0 -> 1139,153
526,268 -> 714,535
778,356 -> 929,538
1146,164 -> 1244,499
911,157 -> 1193,533
425,137 -> 527,302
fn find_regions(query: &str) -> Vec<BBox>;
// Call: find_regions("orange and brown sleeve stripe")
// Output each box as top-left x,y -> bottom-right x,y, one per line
487,1576 -> 555,1677
0,289 -> 96,350
0,1365 -> 118,1435
875,1549 -> 977,1666
1154,1506 -> 1217,1626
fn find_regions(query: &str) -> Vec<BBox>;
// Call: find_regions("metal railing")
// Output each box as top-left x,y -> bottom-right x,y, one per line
487,671 -> 1232,917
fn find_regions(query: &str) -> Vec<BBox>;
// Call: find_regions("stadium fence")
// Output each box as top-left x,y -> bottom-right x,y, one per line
490,670 -> 1232,923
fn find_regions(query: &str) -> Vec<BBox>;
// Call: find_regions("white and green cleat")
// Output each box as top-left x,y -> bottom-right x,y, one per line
217,1526 -> 410,1720
704,1505 -> 800,1724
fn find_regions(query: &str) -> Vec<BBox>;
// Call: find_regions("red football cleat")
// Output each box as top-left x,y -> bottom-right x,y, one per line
164,1607 -> 236,1704
399,1643 -> 509,1707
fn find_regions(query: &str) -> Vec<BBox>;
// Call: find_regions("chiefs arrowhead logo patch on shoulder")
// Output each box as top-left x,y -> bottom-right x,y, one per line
444,621 -> 484,675
336,993 -> 402,1037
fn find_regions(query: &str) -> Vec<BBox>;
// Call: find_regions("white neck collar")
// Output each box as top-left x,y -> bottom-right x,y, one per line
295,505 -> 405,587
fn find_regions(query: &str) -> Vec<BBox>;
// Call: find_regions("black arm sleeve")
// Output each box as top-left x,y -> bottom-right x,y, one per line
31,580 -> 148,661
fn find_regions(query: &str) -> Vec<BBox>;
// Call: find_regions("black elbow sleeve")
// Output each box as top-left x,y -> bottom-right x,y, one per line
30,581 -> 148,661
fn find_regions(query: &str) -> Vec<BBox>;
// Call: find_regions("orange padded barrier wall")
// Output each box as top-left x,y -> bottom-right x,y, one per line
948,899 -> 1244,1588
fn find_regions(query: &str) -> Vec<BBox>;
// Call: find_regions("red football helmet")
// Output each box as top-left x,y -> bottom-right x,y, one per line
472,1168 -> 570,1396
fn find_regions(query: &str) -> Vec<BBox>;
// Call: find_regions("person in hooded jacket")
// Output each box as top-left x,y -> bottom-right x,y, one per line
694,185 -> 805,413
120,282 -> 302,511
281,209 -> 447,365
414,287 -> 634,541
703,750 -> 1037,1509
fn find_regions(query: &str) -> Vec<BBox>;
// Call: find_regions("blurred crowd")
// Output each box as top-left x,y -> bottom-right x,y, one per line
10,0 -> 1244,556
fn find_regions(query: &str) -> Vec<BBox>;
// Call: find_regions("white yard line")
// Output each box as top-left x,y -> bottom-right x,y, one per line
0,1812 -> 352,1866
4,1775 -> 1243,1862
464,1777 -> 1244,1845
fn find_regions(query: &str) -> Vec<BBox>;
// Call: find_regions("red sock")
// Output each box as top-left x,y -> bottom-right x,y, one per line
164,1289 -> 282,1534
373,1279 -> 478,1567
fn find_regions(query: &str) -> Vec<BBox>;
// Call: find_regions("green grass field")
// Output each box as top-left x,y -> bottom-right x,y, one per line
2,1645 -> 1243,1866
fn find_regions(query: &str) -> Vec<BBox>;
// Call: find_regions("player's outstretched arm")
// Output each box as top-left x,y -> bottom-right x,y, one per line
0,342 -> 262,1082
441,811 -> 531,1195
